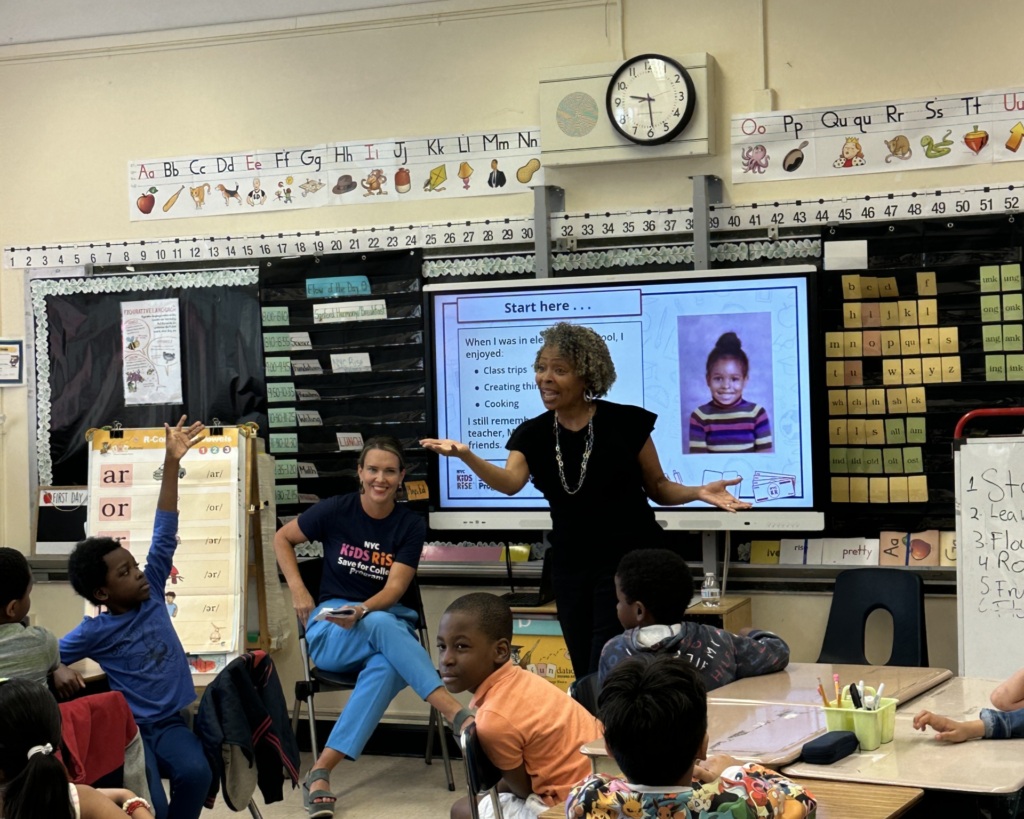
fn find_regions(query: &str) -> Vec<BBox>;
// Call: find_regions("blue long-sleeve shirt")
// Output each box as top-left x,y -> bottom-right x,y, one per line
60,510 -> 195,724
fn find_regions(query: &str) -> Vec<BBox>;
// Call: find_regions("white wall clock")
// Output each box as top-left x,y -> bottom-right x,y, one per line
606,53 -> 697,146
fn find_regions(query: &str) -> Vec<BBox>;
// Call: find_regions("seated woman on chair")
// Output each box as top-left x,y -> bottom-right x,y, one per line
274,436 -> 471,819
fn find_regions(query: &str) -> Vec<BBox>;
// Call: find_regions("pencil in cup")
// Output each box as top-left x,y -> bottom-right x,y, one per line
816,677 -> 831,708
820,689 -> 898,750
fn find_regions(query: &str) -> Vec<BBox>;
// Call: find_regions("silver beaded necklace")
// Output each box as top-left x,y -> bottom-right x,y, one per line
553,408 -> 594,495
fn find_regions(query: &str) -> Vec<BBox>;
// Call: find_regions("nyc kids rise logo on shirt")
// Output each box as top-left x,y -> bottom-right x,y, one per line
337,540 -> 394,577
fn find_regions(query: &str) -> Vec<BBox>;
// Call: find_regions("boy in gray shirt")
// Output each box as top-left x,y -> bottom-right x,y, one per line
0,547 -> 83,696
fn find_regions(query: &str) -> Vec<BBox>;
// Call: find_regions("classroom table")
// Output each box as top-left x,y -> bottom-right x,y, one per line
709,662 -> 953,707
69,657 -> 105,682
891,675 -> 1003,719
784,679 -> 1024,794
538,779 -> 924,819
581,701 -> 828,771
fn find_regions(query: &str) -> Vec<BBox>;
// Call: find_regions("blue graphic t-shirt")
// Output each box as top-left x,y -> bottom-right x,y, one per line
297,493 -> 425,609
59,510 -> 196,725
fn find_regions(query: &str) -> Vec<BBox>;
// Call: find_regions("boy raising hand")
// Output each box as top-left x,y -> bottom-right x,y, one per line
61,416 -> 211,819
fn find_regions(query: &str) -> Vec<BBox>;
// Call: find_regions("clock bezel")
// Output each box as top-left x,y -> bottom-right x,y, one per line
605,53 -> 697,146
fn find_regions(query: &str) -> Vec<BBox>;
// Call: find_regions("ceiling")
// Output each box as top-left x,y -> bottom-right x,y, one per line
0,0 -> 441,46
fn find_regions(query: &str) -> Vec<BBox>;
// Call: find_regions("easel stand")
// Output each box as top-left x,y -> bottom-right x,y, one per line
241,425 -> 270,651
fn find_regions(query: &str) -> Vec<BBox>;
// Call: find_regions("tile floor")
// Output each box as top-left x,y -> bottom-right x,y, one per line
202,751 -> 465,819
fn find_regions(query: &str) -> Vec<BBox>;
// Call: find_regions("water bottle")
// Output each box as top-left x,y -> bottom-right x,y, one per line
700,571 -> 721,607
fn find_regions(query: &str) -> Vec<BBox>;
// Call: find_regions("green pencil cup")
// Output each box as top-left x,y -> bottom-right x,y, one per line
821,685 -> 876,734
820,688 -> 897,751
849,697 -> 898,751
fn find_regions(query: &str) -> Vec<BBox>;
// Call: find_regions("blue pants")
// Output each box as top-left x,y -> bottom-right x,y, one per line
305,600 -> 443,759
139,713 -> 213,819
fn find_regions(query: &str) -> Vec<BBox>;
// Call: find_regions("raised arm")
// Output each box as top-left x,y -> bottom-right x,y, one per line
638,437 -> 751,511
273,518 -> 317,626
420,438 -> 530,496
157,415 -> 205,512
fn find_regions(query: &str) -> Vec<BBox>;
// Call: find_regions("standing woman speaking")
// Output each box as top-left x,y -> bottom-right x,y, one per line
422,323 -> 749,677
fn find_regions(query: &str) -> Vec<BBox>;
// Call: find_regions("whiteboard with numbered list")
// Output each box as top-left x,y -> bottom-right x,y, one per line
955,437 -> 1024,678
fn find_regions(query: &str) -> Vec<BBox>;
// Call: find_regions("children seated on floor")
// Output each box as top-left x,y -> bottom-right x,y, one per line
914,667 -> 1024,742
0,547 -> 84,697
437,592 -> 601,819
566,654 -> 816,818
599,548 -> 790,690
60,416 -> 212,819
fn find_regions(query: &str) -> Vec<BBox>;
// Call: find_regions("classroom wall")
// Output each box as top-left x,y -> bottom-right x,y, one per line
3,0 -> 1018,667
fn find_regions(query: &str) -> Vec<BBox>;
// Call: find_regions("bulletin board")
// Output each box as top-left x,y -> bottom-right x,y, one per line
85,425 -> 253,667
28,267 -> 266,488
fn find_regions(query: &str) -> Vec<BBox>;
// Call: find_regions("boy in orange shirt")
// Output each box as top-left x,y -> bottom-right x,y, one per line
437,593 -> 600,819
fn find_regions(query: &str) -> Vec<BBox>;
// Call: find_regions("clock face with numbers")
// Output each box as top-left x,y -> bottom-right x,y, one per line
606,54 -> 696,146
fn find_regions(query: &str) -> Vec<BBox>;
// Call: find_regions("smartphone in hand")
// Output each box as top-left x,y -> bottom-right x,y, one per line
313,606 -> 357,622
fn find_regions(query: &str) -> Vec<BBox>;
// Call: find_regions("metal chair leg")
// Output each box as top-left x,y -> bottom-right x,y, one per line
425,707 -> 436,765
435,707 -> 455,791
306,694 -> 319,756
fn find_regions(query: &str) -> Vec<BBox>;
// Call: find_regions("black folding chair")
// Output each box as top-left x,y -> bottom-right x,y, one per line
569,671 -> 600,717
290,558 -> 454,790
460,721 -> 504,819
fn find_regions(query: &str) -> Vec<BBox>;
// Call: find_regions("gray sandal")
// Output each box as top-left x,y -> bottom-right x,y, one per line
303,768 -> 336,819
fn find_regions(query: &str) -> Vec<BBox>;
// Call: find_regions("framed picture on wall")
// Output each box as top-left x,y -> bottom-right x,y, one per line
0,338 -> 24,385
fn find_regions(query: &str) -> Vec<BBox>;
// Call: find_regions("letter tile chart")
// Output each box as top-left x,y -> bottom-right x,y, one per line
87,426 -> 249,673
820,218 -> 1024,538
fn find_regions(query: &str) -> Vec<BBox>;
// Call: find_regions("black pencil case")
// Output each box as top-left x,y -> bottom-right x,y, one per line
801,731 -> 859,764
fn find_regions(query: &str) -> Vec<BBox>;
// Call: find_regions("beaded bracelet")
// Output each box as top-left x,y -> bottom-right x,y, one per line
122,797 -> 153,817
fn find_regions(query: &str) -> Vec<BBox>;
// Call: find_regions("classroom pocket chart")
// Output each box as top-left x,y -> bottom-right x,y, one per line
87,426 -> 249,657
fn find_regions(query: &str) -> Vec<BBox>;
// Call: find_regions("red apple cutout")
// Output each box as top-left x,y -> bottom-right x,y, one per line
137,187 -> 158,214
43,492 -> 52,504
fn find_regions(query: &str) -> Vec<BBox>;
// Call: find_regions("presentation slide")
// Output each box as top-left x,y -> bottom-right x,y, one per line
428,270 -> 815,512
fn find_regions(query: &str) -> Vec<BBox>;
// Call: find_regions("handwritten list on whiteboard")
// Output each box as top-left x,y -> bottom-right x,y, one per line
955,438 -> 1024,678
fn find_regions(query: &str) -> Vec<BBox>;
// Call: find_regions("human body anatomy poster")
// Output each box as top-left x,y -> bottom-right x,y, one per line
121,299 -> 183,405
86,426 -> 247,662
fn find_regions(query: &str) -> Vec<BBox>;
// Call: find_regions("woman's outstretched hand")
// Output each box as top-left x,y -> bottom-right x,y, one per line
420,438 -> 470,459
698,477 -> 751,513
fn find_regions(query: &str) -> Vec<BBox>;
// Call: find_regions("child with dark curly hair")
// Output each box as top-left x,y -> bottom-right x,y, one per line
60,416 -> 211,819
599,549 -> 789,690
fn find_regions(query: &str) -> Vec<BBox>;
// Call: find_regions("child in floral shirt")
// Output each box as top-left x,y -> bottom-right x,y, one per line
566,655 -> 815,819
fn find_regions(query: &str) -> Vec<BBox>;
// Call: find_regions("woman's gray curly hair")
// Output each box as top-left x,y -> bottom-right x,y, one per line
537,322 -> 617,398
